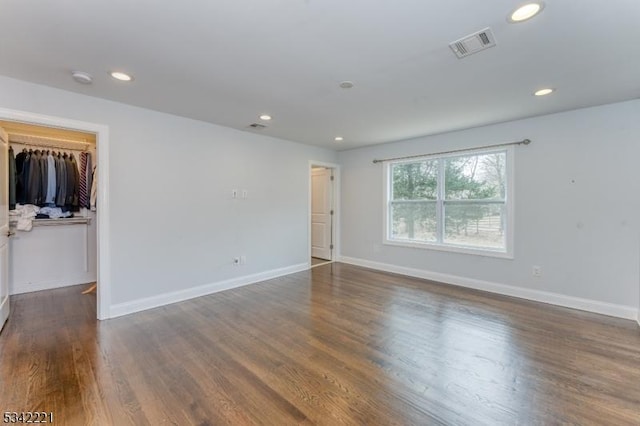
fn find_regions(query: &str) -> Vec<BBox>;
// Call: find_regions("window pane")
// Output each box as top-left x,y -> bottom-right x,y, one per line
390,201 -> 436,242
444,203 -> 505,249
445,152 -> 506,200
391,160 -> 438,200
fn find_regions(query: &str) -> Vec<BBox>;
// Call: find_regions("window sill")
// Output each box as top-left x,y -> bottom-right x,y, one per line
383,239 -> 513,259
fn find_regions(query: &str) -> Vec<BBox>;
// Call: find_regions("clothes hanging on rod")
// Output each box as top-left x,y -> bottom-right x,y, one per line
15,149 -> 29,205
79,152 -> 92,209
55,152 -> 67,207
45,153 -> 56,205
11,147 -> 87,212
90,166 -> 97,211
8,146 -> 17,210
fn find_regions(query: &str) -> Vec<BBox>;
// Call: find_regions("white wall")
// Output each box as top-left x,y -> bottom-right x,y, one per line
338,99 -> 640,318
0,75 -> 336,314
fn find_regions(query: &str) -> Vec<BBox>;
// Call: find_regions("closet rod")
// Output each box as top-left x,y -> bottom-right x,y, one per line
9,132 -> 92,145
10,137 -> 91,152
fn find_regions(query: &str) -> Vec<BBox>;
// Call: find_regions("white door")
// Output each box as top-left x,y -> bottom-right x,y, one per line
311,167 -> 333,260
0,127 -> 10,332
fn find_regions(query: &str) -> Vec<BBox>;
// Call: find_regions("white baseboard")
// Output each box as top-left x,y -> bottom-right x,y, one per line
10,274 -> 97,295
109,263 -> 309,318
339,256 -> 638,321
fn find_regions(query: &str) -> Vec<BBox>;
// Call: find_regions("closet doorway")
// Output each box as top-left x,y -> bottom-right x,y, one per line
309,161 -> 340,268
0,108 -> 110,321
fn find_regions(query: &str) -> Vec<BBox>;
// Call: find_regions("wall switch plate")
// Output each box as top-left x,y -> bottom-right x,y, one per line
231,189 -> 238,199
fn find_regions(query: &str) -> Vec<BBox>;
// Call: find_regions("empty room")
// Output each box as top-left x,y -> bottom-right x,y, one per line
1,1 -> 639,425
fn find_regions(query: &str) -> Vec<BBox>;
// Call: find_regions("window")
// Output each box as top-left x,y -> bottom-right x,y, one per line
384,147 -> 513,257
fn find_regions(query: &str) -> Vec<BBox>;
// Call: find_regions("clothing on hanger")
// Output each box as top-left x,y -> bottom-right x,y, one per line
15,149 -> 28,204
45,152 -> 56,205
8,146 -> 16,210
90,166 -> 97,211
79,152 -> 90,209
55,153 -> 67,207
26,150 -> 42,205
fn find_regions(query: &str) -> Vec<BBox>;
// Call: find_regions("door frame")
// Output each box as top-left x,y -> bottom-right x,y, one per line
1,127 -> 10,331
0,107 -> 111,320
308,161 -> 340,268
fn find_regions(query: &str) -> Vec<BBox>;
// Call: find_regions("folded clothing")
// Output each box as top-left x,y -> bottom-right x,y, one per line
10,204 -> 74,231
39,206 -> 72,219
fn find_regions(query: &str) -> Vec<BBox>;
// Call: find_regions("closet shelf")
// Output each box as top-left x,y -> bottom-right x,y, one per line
9,217 -> 92,228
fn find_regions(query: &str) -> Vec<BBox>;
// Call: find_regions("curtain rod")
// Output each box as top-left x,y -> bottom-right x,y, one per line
372,139 -> 531,164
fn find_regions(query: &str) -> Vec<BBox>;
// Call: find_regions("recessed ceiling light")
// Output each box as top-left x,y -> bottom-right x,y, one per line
339,81 -> 354,89
508,2 -> 545,23
334,136 -> 344,142
259,114 -> 272,121
110,71 -> 133,82
534,88 -> 554,96
71,71 -> 93,85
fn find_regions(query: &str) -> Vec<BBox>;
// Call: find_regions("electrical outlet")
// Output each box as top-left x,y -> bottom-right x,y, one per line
233,257 -> 240,265
242,190 -> 248,199
231,189 -> 238,199
532,266 -> 542,277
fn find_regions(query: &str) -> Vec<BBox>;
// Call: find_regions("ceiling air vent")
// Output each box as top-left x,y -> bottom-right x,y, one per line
449,27 -> 496,59
248,123 -> 267,130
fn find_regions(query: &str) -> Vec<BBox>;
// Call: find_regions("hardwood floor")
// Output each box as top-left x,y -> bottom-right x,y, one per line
1,263 -> 639,425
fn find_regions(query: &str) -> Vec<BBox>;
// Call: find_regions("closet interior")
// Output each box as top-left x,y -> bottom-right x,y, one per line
1,120 -> 98,296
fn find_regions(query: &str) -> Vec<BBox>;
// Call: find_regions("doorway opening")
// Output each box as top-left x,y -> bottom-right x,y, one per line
0,108 -> 110,321
309,161 -> 339,269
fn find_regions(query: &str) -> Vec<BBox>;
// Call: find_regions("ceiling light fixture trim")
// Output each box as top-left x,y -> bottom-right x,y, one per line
508,2 -> 545,23
110,71 -> 134,82
534,88 -> 554,96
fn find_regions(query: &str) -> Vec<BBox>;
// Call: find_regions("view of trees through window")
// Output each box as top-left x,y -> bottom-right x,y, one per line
388,150 -> 508,251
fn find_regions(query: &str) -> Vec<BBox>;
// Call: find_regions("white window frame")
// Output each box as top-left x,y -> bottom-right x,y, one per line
383,146 -> 514,259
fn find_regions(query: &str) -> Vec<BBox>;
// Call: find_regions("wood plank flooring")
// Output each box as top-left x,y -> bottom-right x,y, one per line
1,263 -> 639,425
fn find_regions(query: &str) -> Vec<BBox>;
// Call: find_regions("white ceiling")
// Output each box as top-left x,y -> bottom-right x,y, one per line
1,1 -> 639,150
